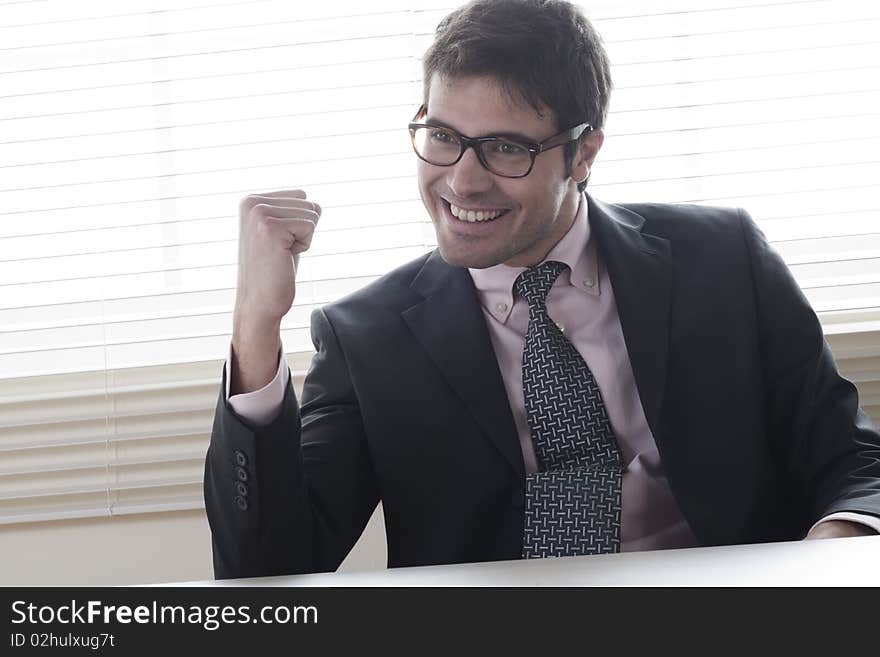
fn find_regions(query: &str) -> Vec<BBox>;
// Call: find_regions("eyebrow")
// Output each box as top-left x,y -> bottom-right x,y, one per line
424,115 -> 539,144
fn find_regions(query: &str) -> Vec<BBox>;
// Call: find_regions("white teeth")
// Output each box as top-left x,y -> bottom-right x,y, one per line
449,203 -> 506,222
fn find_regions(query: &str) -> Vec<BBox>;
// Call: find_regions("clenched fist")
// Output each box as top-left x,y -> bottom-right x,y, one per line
231,189 -> 321,394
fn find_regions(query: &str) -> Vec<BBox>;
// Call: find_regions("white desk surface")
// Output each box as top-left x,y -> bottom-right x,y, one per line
166,535 -> 880,586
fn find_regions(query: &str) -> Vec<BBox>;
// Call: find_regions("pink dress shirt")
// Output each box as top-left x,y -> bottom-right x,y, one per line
227,196 -> 880,548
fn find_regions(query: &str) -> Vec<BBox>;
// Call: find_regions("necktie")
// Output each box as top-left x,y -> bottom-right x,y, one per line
515,260 -> 623,558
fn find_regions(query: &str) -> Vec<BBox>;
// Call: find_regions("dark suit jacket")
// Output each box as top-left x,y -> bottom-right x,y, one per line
204,195 -> 880,579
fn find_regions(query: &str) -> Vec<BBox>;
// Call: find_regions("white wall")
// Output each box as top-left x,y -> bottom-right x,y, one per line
0,504 -> 387,586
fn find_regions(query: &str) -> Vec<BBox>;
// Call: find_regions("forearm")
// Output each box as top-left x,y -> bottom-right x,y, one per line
230,311 -> 282,395
206,376 -> 316,579
206,308 -> 380,579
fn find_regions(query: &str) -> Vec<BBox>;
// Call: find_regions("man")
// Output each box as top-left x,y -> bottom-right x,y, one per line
204,0 -> 880,579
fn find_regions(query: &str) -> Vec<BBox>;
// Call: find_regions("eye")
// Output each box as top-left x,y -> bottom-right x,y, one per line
488,141 -> 528,156
429,129 -> 456,144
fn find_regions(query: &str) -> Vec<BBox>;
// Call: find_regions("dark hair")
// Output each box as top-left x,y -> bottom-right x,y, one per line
422,0 -> 612,192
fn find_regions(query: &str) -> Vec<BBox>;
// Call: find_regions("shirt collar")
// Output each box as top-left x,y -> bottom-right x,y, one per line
468,194 -> 599,324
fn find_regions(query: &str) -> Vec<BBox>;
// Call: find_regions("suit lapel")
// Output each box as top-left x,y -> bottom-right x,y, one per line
402,252 -> 525,481
588,195 -> 673,442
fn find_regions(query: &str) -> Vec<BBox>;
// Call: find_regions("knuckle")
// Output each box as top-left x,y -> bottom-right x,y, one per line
251,212 -> 276,234
249,203 -> 274,222
239,195 -> 260,214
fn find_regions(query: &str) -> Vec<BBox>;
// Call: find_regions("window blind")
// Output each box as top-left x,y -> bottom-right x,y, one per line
1,0 -> 878,525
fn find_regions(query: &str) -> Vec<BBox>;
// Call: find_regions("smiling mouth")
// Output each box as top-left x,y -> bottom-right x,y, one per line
446,200 -> 510,223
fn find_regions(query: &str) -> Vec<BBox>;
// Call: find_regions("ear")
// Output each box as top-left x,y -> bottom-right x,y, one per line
570,128 -> 604,184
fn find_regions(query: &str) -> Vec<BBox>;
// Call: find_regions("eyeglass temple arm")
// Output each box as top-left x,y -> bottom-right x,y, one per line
412,104 -> 428,121
540,123 -> 593,151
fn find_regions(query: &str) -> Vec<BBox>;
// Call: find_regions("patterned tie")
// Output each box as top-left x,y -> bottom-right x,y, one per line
515,260 -> 623,558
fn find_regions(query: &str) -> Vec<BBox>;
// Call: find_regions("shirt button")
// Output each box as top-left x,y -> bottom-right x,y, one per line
495,302 -> 508,313
555,322 -> 565,333
583,277 -> 595,288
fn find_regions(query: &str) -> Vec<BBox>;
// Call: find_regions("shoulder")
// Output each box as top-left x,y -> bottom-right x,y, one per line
616,201 -> 748,239
604,199 -> 760,259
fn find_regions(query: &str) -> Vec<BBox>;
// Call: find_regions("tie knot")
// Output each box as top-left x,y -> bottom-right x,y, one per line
514,260 -> 568,310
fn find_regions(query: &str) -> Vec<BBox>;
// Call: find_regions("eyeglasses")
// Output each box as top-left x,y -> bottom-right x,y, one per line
408,104 -> 592,178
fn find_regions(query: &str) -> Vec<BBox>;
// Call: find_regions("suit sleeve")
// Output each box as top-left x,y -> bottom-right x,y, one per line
739,208 -> 880,528
203,307 -> 380,579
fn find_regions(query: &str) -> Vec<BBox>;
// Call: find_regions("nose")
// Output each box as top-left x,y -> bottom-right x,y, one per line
447,145 -> 494,198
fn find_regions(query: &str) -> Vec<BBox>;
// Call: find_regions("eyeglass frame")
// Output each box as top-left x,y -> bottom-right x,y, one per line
407,104 -> 593,179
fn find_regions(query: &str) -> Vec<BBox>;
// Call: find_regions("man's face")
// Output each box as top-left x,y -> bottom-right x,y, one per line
417,74 -> 597,269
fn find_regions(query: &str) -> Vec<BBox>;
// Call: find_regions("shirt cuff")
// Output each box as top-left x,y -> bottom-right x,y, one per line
225,342 -> 289,427
808,512 -> 880,536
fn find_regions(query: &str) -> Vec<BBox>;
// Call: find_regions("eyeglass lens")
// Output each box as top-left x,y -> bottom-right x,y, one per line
411,126 -> 533,177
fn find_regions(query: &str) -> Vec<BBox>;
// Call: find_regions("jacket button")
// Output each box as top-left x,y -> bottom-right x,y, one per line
234,495 -> 248,511
235,481 -> 248,497
233,449 -> 247,467
235,467 -> 248,482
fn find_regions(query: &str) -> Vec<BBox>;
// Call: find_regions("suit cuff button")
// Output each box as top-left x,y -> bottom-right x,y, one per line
233,449 -> 247,467
234,495 -> 249,511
